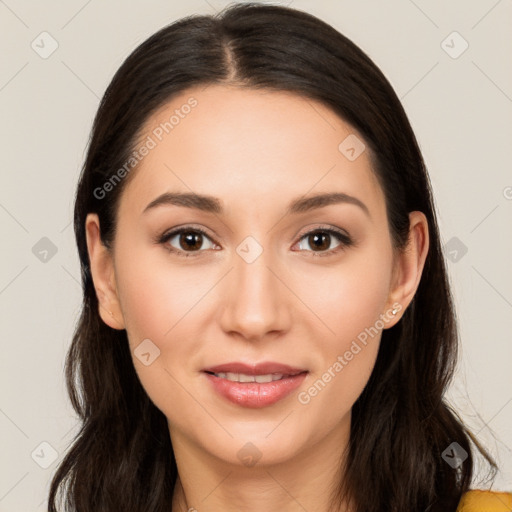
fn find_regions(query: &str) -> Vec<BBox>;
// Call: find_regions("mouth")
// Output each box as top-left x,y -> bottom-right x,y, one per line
201,361 -> 309,408
202,361 -> 308,376
203,370 -> 307,383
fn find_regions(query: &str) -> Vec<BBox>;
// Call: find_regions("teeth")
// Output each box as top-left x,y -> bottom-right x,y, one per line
213,372 -> 285,383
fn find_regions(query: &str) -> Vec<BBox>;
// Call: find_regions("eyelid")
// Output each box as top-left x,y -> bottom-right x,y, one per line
294,223 -> 351,242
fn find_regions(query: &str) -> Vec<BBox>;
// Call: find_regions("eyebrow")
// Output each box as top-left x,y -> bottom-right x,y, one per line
143,191 -> 370,218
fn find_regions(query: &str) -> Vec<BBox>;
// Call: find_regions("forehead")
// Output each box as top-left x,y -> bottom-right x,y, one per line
120,84 -> 385,221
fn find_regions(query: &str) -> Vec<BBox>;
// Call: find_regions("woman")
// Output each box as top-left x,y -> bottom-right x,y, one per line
47,3 -> 509,511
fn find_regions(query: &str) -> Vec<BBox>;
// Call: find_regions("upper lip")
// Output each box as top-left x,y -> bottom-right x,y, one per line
202,361 -> 308,376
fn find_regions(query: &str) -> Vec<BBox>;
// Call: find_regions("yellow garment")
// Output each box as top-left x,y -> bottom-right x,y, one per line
457,490 -> 512,511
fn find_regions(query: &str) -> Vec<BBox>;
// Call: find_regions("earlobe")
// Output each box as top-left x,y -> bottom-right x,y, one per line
85,213 -> 125,330
383,211 -> 429,329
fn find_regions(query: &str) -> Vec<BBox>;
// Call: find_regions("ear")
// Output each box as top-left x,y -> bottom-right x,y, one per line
383,211 -> 429,329
85,213 -> 125,330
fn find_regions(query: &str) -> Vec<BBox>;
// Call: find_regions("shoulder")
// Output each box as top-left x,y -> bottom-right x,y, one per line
457,490 -> 512,511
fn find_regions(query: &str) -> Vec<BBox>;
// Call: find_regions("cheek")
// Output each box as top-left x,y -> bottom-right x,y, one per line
113,250 -> 207,418
114,239 -> 211,343
112,239 -> 227,386
295,247 -> 391,344
292,246 -> 391,410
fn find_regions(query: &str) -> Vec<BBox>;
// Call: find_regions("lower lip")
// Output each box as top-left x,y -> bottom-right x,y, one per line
203,372 -> 308,408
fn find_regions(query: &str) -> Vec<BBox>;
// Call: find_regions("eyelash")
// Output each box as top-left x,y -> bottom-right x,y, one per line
156,225 -> 354,258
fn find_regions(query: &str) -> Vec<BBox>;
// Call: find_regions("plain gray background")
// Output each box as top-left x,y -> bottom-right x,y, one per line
1,0 -> 511,509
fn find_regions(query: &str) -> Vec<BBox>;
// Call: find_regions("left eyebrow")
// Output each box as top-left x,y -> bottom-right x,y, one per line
287,192 -> 370,218
142,191 -> 370,218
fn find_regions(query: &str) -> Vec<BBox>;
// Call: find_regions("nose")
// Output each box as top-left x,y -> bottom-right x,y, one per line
218,242 -> 292,342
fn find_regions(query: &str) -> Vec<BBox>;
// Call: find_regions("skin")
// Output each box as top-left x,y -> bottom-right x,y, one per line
85,84 -> 429,512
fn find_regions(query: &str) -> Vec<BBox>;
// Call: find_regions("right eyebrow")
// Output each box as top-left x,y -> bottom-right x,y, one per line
143,192 -> 222,214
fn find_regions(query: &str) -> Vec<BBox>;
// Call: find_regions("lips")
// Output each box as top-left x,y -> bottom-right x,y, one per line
202,361 -> 308,376
202,361 -> 309,408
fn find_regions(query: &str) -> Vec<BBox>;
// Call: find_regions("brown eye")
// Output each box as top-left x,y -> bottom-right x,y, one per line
178,231 -> 204,251
306,232 -> 331,251
295,228 -> 353,256
159,227 -> 217,256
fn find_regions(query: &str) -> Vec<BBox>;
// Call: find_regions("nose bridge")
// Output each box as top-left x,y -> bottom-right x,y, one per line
219,236 -> 289,338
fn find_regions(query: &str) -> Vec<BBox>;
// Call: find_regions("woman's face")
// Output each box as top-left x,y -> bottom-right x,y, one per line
87,84 -> 425,469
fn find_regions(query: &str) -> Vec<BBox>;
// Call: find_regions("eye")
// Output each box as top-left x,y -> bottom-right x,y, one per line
156,225 -> 354,258
157,226 -> 218,257
293,227 -> 354,257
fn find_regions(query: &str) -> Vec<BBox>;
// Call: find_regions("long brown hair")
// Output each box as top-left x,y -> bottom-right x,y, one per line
48,3 -> 496,511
